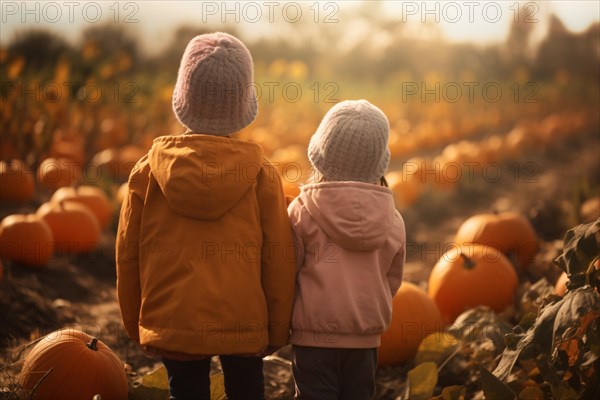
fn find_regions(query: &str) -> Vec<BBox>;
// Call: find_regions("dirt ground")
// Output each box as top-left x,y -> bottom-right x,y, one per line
1,130 -> 599,399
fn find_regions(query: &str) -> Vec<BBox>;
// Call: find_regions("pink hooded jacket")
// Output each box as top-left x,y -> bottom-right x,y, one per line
288,181 -> 405,349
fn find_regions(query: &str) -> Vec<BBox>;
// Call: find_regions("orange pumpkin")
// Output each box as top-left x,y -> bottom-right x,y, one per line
402,157 -> 433,185
37,157 -> 82,190
20,329 -> 128,400
46,130 -> 86,166
91,145 -> 146,182
431,155 -> 460,191
454,212 -> 538,270
579,197 -> 600,223
378,282 -> 444,367
387,171 -> 423,208
0,159 -> 35,203
428,244 -> 518,324
51,186 -> 113,229
36,201 -> 100,254
0,214 -> 54,267
555,272 -> 568,296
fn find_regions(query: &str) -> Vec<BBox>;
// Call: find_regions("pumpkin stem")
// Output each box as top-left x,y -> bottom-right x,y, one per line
86,337 -> 99,351
459,253 -> 477,270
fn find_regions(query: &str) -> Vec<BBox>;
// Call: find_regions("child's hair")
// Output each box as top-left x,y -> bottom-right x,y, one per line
307,100 -> 390,184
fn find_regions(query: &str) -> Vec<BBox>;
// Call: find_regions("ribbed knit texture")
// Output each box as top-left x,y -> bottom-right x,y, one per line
172,32 -> 257,135
308,100 -> 390,183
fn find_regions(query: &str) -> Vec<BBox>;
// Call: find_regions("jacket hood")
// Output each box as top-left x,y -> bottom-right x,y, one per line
300,182 -> 396,251
148,134 -> 263,220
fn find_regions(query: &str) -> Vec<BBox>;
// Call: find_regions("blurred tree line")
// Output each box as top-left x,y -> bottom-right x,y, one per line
1,10 -> 598,87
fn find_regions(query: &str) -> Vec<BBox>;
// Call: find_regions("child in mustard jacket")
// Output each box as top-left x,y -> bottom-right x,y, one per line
288,100 -> 406,399
116,32 -> 296,400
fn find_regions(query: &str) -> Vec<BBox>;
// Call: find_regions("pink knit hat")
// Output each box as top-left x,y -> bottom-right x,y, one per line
172,32 -> 258,135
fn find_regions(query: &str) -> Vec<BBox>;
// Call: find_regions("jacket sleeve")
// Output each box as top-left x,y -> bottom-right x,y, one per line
287,198 -> 306,271
115,159 -> 148,342
387,213 -> 406,296
387,245 -> 405,296
257,163 -> 297,347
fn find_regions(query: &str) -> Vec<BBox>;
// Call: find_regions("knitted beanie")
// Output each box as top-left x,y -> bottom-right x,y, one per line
172,32 -> 257,135
308,100 -> 390,183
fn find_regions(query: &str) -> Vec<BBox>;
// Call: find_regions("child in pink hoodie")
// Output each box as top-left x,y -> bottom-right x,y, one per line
288,100 -> 406,399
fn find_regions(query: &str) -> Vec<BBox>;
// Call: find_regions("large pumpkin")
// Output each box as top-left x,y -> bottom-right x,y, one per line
51,186 -> 113,229
46,130 -> 86,166
454,212 -> 538,270
386,171 -> 423,208
20,329 -> 128,400
0,159 -> 35,203
36,200 -> 101,254
428,244 -> 518,324
91,145 -> 146,182
378,282 -> 444,367
37,157 -> 82,190
0,214 -> 54,267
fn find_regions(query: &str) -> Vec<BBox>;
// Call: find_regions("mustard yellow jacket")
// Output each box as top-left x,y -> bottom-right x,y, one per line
116,134 -> 296,356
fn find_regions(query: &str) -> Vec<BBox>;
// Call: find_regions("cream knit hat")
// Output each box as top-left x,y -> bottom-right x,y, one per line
172,32 -> 257,135
308,100 -> 390,183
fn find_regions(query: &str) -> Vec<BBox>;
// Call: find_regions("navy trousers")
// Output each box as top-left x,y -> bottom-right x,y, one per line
162,355 -> 265,400
292,345 -> 378,400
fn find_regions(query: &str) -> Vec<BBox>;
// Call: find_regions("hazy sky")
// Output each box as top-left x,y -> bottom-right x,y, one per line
1,1 -> 598,54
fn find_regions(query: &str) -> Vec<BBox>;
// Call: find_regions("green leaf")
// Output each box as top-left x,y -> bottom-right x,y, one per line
408,361 -> 438,400
415,332 -> 460,366
554,219 -> 600,277
479,365 -> 516,400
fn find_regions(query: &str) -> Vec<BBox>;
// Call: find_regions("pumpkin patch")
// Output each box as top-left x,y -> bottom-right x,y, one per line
0,9 -> 598,400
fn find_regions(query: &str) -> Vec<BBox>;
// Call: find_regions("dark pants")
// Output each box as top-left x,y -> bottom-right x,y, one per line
162,355 -> 265,400
292,345 -> 378,400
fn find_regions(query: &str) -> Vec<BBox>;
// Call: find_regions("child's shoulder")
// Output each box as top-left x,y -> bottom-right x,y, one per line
256,156 -> 284,181
126,153 -> 151,191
